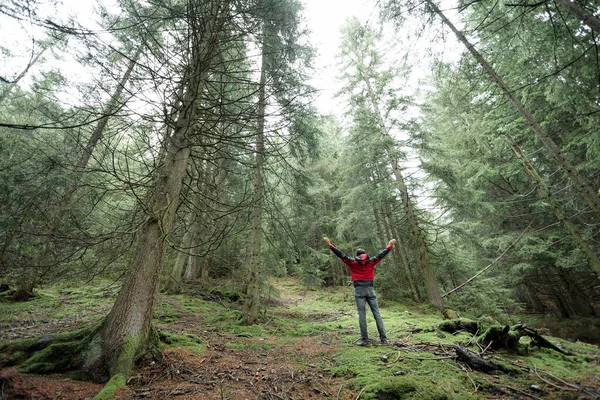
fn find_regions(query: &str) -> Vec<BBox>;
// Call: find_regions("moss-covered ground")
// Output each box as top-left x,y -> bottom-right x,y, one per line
0,277 -> 599,399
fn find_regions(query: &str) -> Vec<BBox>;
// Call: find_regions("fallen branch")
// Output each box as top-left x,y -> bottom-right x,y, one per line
442,222 -> 531,298
533,366 -> 577,392
355,387 -> 365,400
506,385 -> 545,400
455,346 -> 517,374
521,326 -> 570,355
402,355 -> 456,361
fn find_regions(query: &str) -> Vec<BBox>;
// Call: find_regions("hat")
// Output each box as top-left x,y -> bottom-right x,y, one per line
356,248 -> 366,256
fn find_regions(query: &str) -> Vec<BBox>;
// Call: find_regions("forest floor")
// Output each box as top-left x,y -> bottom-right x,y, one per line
0,278 -> 599,399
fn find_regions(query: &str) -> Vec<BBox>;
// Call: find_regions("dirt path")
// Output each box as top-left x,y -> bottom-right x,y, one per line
0,283 -> 361,399
115,332 -> 354,399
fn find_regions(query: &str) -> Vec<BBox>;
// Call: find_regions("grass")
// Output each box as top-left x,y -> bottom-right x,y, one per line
0,280 -> 115,337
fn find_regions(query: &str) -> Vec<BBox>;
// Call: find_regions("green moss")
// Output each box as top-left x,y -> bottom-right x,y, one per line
361,376 -> 453,400
2,324 -> 100,374
109,335 -> 141,378
477,316 -> 499,332
0,281 -> 114,327
157,331 -> 204,354
153,301 -> 181,323
438,318 -> 478,334
204,309 -> 243,325
93,372 -> 126,400
20,342 -> 86,373
2,277 -> 600,400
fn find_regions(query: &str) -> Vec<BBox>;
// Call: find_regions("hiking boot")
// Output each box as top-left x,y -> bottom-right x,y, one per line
357,339 -> 369,346
381,338 -> 390,345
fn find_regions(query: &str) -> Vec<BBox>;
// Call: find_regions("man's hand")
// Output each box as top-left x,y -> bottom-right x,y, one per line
388,239 -> 397,247
323,237 -> 331,246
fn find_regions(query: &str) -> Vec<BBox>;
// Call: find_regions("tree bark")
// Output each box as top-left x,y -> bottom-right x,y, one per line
84,0 -> 229,385
243,32 -> 267,324
426,0 -> 600,216
380,204 -> 420,302
553,0 -> 600,33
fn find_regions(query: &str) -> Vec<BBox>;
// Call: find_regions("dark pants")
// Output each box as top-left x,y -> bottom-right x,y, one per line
354,285 -> 387,341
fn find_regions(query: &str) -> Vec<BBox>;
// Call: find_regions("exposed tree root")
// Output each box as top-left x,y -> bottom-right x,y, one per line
0,322 -> 161,399
438,319 -> 571,356
0,323 -> 100,376
93,373 -> 126,400
478,324 -> 571,355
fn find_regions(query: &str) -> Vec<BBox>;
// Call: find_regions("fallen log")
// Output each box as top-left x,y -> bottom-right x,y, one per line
455,346 -> 518,375
438,318 -> 478,335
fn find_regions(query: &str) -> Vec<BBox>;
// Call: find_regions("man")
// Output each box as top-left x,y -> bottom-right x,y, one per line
323,237 -> 396,346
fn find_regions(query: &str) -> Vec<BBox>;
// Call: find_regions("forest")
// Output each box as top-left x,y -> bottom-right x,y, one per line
0,0 -> 599,398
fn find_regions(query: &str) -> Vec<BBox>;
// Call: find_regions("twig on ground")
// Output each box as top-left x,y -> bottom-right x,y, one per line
479,340 -> 493,356
465,372 -> 478,393
337,383 -> 344,400
403,355 -> 456,361
393,351 -> 404,362
355,387 -> 365,400
533,365 -> 577,392
491,355 -> 531,371
506,385 -> 544,400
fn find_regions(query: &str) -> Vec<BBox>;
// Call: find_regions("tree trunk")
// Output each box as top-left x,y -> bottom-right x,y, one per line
243,33 -> 267,325
185,234 -> 202,281
390,160 -> 443,311
60,50 -> 141,209
164,221 -> 193,294
359,68 -> 440,310
201,251 -> 212,283
557,268 -> 597,317
380,204 -> 420,302
427,0 -> 600,216
0,45 -> 49,103
84,0 -> 228,386
553,0 -> 600,33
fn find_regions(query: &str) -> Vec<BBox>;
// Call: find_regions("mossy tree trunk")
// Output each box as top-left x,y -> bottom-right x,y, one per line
83,0 -> 230,387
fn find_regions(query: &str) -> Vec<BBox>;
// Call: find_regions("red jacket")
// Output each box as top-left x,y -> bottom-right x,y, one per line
328,244 -> 392,282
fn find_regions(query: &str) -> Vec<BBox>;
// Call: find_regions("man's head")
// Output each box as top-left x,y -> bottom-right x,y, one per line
356,248 -> 366,256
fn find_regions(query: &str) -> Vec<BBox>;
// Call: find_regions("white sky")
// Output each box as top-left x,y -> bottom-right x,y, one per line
302,0 -> 378,116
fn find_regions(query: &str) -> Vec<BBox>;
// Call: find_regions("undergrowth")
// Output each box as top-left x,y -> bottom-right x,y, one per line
0,277 -> 598,399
